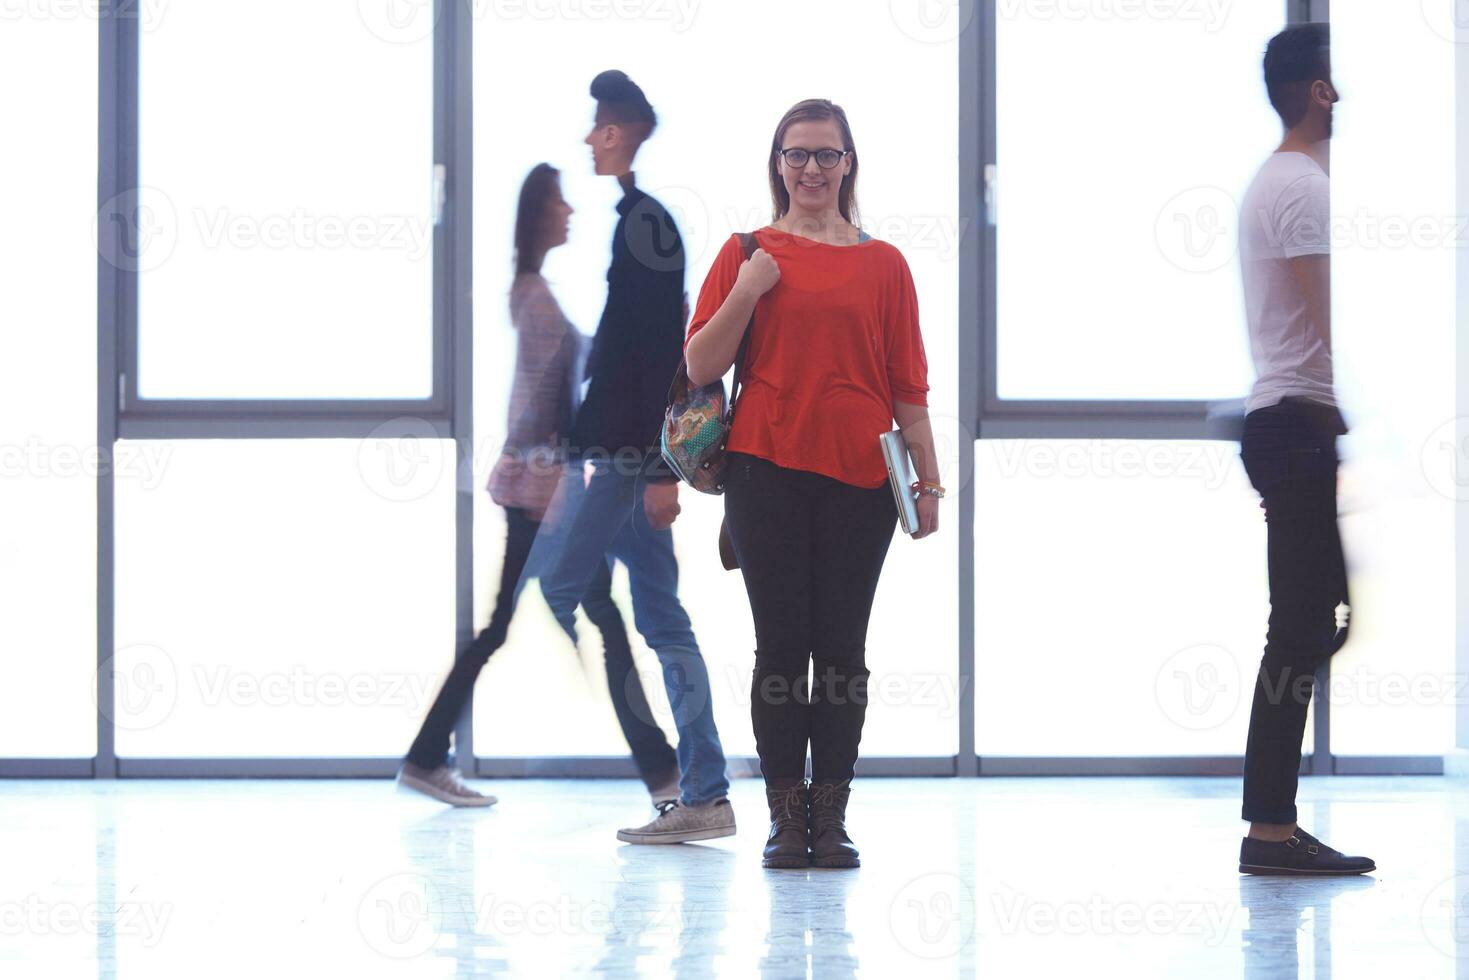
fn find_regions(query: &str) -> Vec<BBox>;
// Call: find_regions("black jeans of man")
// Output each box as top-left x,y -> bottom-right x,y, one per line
405,505 -> 679,788
722,451 -> 898,784
1239,397 -> 1350,824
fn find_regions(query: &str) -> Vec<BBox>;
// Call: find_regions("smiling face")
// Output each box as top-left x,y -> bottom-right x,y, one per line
776,118 -> 852,217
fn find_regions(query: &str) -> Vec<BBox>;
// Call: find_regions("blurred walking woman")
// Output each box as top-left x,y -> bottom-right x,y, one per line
683,100 -> 942,868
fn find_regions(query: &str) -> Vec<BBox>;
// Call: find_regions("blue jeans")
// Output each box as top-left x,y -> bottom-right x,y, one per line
525,459 -> 730,806
404,505 -> 677,792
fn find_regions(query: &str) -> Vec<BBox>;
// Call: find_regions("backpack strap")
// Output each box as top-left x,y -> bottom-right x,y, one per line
666,231 -> 762,406
726,232 -> 760,418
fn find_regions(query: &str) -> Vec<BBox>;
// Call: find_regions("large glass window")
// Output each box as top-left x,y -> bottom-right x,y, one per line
972,439 -> 1321,757
471,0 -> 961,759
0,16 -> 98,757
135,1 -> 434,399
995,3 -> 1280,400
1328,2 -> 1457,755
7,0 -> 1454,775
112,440 -> 455,756
979,4 -> 1455,766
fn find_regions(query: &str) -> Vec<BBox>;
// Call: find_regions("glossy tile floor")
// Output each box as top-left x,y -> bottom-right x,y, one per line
2,775 -> 1465,977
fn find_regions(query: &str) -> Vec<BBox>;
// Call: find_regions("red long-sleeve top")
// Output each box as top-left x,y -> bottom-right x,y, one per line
684,226 -> 930,489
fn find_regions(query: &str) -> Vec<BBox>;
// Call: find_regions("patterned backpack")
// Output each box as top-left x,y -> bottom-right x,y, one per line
659,232 -> 759,496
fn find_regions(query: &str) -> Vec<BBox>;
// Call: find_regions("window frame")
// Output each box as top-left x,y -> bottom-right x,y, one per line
3,0 -> 1444,778
962,0 -> 1434,775
101,3 -> 455,437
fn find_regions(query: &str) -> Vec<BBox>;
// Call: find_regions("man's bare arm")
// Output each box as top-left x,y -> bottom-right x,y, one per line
1289,252 -> 1331,339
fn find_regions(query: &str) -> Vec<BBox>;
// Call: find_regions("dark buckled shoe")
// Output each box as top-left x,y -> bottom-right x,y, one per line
762,781 -> 810,869
1239,827 -> 1375,876
808,779 -> 859,869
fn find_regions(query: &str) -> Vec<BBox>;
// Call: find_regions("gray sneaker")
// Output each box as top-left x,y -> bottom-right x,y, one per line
396,762 -> 498,807
616,799 -> 736,844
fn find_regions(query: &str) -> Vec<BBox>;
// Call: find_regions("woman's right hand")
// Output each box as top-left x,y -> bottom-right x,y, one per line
736,247 -> 781,297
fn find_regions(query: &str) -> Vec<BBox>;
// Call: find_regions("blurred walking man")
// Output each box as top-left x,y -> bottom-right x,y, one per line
528,69 -> 733,844
1234,24 -> 1372,876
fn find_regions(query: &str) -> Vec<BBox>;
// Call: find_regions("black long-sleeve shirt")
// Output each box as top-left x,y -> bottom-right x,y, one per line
569,173 -> 684,483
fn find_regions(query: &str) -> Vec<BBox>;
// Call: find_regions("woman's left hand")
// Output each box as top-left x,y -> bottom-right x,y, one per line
912,493 -> 939,539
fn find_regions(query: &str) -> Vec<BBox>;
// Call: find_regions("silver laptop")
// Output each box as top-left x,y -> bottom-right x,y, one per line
878,429 -> 920,535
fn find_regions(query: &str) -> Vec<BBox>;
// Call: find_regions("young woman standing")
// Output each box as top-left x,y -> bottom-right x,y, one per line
683,100 -> 942,868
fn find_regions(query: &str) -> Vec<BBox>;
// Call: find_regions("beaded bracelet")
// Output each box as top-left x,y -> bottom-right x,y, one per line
910,480 -> 946,499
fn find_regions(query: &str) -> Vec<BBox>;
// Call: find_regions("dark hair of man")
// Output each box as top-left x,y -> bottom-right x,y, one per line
1264,24 -> 1330,128
589,69 -> 656,148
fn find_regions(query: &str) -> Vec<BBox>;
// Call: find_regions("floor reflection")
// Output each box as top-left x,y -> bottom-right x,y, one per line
595,844 -> 736,977
1238,875 -> 1376,979
760,868 -> 859,979
11,776 -> 1469,976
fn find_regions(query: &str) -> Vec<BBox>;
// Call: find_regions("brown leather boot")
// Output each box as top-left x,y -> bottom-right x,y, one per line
808,778 -> 859,868
762,780 -> 810,869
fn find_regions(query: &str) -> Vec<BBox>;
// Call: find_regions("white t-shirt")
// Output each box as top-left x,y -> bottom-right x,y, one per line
1239,150 -> 1335,412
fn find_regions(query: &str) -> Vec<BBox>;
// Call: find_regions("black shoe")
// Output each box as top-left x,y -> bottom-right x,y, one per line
808,779 -> 859,869
1239,827 -> 1375,876
762,781 -> 810,869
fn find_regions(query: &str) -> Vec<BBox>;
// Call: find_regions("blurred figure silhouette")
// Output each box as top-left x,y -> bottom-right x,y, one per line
398,163 -> 679,806
1233,25 -> 1371,876
521,69 -> 733,845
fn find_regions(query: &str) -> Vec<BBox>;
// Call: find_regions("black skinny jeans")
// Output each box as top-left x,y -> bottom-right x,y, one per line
722,451 -> 898,784
405,505 -> 678,787
1239,397 -> 1350,824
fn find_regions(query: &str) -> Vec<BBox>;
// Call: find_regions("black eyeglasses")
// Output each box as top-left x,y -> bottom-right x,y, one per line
777,147 -> 851,170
